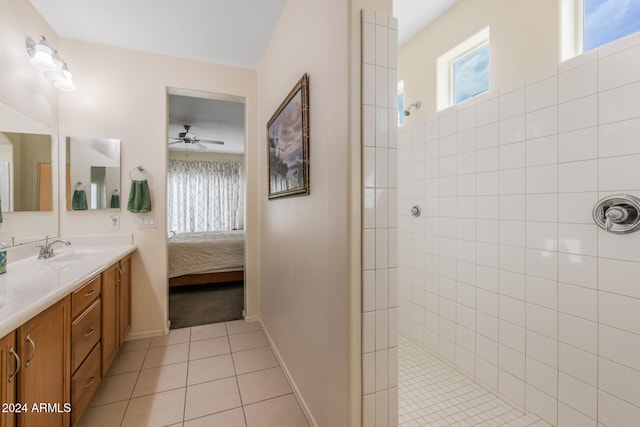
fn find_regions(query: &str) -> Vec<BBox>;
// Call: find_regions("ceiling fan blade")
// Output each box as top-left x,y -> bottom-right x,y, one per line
199,139 -> 225,145
169,137 -> 184,141
168,141 -> 185,145
195,142 -> 209,150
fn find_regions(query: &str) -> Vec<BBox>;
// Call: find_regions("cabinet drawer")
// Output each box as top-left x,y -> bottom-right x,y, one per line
71,342 -> 101,426
72,275 -> 101,318
71,299 -> 101,372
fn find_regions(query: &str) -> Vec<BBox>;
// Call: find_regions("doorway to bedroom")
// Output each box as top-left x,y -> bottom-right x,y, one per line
166,89 -> 247,329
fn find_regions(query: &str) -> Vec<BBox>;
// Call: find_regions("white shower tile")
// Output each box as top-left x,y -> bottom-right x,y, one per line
500,88 -> 526,119
457,105 -> 476,132
559,313 -> 596,352
598,390 -> 640,427
376,228 -> 389,269
559,342 -> 597,387
526,164 -> 558,194
476,96 -> 500,126
527,329 -> 558,368
598,43 -> 640,91
559,282 -> 597,321
599,258 -> 640,299
559,61 -> 598,102
363,229 -> 375,271
558,402 -> 597,427
527,76 -> 557,112
529,303 -> 558,340
597,30 -> 640,58
599,81 -> 640,124
363,64 -> 375,106
499,295 -> 525,326
375,269 -> 389,310
500,169 -> 525,195
374,24 -> 388,68
375,11 -> 387,26
499,142 -> 525,170
499,220 -> 525,247
526,249 -> 557,280
527,358 -> 558,398
499,246 -> 525,274
388,150 -> 398,189
499,195 -> 526,220
526,222 -> 558,251
363,312 -> 375,354
526,135 -> 558,166
375,107 -> 389,148
558,372 -> 598,420
477,311 -> 499,341
477,242 -> 498,268
362,23 -> 375,65
525,275 -> 557,310
363,188 -> 375,229
599,357 -> 640,407
362,9 -> 375,23
559,127 -> 598,162
599,227 -> 640,263
375,309 -> 389,351
558,253 -> 597,289
559,160 -> 598,193
559,48 -> 596,73
375,189 -> 389,229
363,270 -> 376,312
526,194 -> 558,223
526,106 -> 558,139
499,115 -> 526,145
424,116 -> 439,141
558,223 -> 597,256
477,147 -> 500,173
599,324 -> 640,372
375,148 -> 388,188
599,117 -> 640,157
500,320 -> 525,353
440,111 -> 457,137
375,349 -> 389,391
526,386 -> 558,426
476,122 -> 500,149
559,95 -> 598,132
477,219 -> 499,243
499,370 -> 525,408
375,66 -> 388,108
599,291 -> 640,335
363,104 -> 375,147
388,109 -> 398,148
499,344 -> 525,380
363,147 -> 376,188
388,29 -> 398,70
558,192 -> 598,224
599,154 -> 640,191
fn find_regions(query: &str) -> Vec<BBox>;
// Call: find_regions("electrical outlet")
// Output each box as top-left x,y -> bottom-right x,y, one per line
109,215 -> 120,231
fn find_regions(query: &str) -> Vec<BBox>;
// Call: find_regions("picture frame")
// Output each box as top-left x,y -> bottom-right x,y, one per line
267,73 -> 309,199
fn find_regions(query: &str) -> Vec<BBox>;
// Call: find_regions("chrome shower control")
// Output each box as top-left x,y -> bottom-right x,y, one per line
593,194 -> 640,234
411,205 -> 422,217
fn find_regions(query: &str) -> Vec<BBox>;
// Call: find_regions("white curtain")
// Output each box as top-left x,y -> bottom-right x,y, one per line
167,159 -> 241,233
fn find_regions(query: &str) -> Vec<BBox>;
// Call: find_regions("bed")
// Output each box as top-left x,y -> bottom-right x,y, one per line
168,230 -> 245,287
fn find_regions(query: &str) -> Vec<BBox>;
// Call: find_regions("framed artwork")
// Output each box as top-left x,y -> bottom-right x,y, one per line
267,73 -> 309,199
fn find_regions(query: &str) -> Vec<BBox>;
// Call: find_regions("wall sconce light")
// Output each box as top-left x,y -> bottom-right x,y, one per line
25,36 -> 76,92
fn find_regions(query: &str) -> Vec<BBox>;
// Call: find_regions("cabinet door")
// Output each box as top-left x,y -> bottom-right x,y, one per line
0,331 -> 16,427
118,256 -> 132,345
17,297 -> 70,427
101,263 -> 119,377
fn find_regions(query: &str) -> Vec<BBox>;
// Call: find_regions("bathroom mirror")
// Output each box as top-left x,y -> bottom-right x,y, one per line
66,136 -> 121,210
0,101 -> 58,242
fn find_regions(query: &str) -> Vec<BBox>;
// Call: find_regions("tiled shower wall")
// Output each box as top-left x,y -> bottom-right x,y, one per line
361,10 -> 399,427
398,32 -> 640,426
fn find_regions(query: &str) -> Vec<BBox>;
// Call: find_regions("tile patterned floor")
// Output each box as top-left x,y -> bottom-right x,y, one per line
398,335 -> 551,427
78,320 -> 309,427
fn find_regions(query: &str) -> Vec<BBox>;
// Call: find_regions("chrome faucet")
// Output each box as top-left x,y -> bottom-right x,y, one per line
37,236 -> 71,260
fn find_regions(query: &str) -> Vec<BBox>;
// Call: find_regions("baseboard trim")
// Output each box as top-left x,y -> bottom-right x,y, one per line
125,327 -> 168,341
257,318 -> 318,427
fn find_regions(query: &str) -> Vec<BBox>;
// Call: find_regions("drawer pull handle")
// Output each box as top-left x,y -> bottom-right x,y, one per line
84,327 -> 96,338
84,375 -> 96,389
8,346 -> 20,382
84,289 -> 96,297
25,335 -> 36,367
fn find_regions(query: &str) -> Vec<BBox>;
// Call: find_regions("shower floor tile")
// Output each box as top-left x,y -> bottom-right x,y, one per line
398,335 -> 551,427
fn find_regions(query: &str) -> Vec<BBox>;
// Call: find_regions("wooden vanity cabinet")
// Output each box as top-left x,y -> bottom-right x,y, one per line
70,276 -> 102,427
0,331 -> 16,427
101,255 -> 132,377
17,297 -> 70,427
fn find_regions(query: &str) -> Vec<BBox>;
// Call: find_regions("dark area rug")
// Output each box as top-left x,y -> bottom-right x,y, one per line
169,281 -> 244,329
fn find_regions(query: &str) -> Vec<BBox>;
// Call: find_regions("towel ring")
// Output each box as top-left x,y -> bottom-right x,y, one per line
129,166 -> 145,180
73,181 -> 86,190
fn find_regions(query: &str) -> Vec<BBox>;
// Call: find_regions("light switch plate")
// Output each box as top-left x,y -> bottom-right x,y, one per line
136,215 -> 157,228
109,215 -> 120,231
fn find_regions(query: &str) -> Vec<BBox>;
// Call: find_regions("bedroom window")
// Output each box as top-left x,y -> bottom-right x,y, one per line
561,0 -> 640,60
437,26 -> 490,110
167,159 -> 241,233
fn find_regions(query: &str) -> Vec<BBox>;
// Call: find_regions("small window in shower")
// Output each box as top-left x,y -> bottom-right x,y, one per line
561,0 -> 640,59
397,80 -> 405,126
437,26 -> 490,111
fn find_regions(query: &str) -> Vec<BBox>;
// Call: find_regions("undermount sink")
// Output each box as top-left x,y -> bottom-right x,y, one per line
50,248 -> 100,263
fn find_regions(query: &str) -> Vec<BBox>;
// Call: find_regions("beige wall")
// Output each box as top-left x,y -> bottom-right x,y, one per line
57,39 -> 259,338
399,0 -> 560,124
0,0 -> 58,127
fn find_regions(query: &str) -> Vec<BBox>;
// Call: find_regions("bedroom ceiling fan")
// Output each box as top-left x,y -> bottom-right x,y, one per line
168,124 -> 224,149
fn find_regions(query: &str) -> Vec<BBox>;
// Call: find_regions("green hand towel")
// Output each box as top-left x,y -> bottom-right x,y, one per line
0,196 -> 3,223
127,180 -> 151,213
72,189 -> 88,210
110,194 -> 120,209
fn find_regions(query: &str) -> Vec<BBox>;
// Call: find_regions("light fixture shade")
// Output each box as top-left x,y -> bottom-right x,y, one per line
30,43 -> 56,70
43,56 -> 66,82
54,69 -> 76,92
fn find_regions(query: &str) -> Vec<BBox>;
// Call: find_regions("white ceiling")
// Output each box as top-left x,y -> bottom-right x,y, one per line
29,0 -> 457,155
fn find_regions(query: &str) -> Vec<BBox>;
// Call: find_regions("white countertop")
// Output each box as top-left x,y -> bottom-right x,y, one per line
0,242 -> 136,338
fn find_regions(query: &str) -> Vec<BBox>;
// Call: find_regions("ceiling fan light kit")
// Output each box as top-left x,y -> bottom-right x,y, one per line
168,124 -> 224,150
